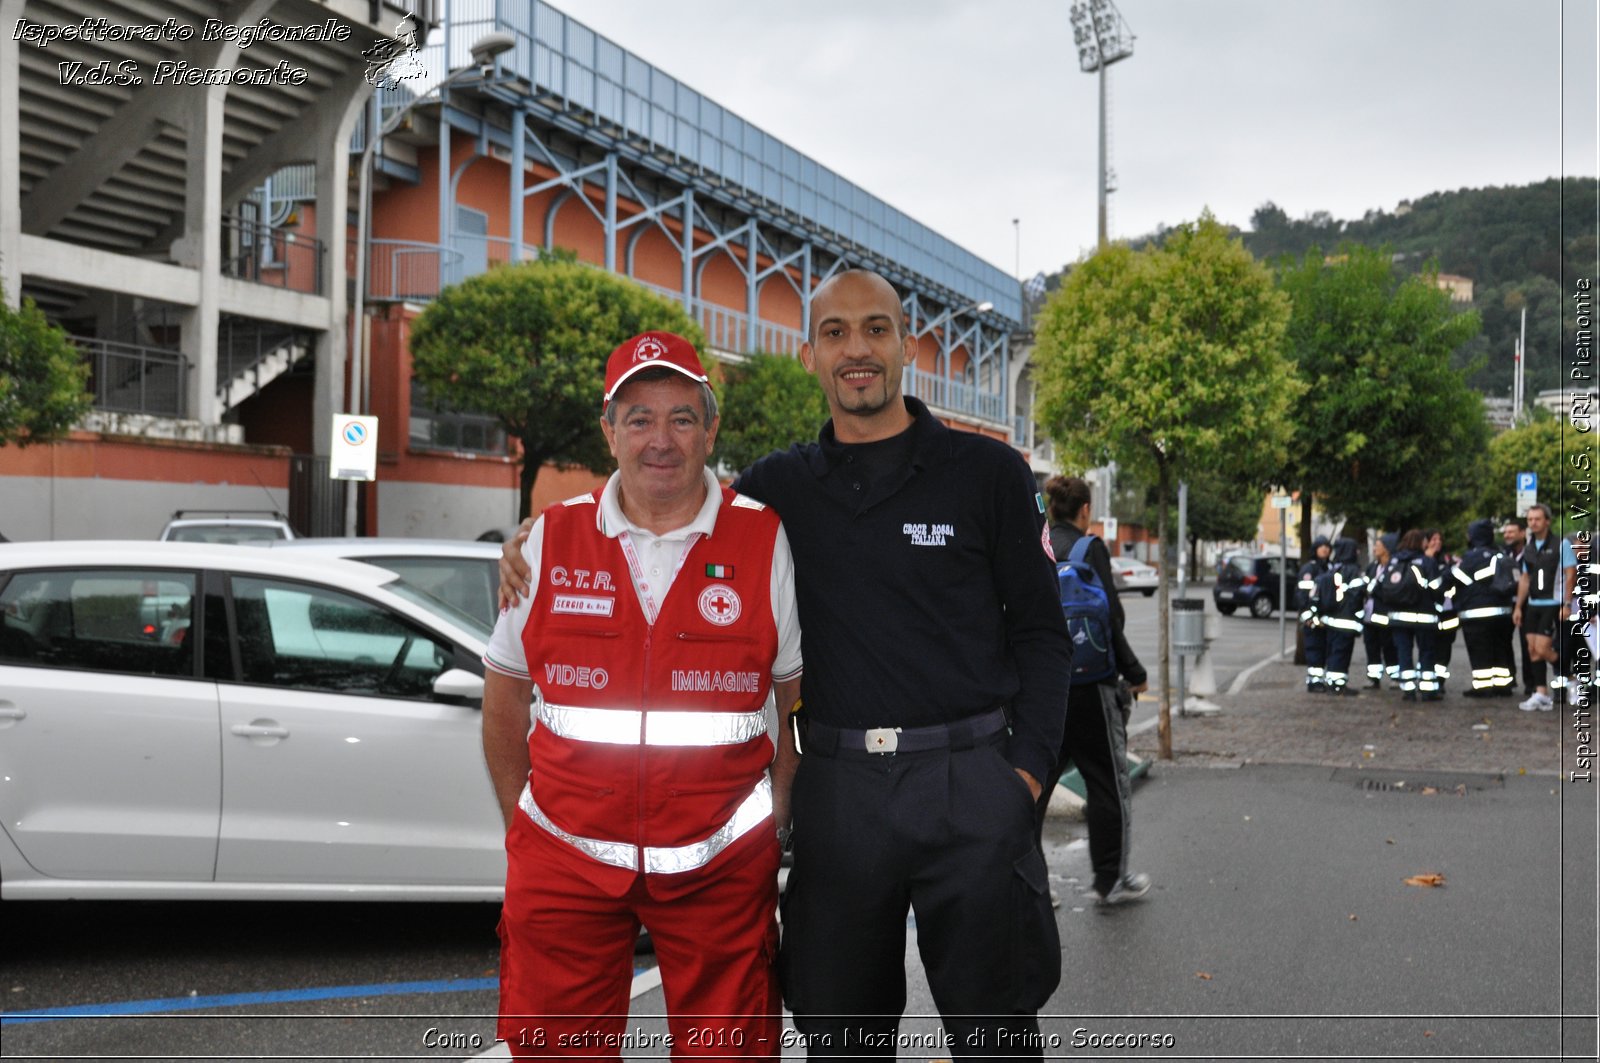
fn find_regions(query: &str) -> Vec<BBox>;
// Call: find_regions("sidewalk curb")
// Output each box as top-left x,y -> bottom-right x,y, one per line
1226,647 -> 1292,696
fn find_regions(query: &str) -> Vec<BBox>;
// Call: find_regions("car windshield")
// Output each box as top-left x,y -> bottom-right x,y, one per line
385,577 -> 494,641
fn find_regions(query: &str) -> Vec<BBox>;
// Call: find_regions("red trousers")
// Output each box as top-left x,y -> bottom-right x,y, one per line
497,812 -> 781,1061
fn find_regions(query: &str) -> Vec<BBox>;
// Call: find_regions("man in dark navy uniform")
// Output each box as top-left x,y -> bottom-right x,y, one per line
734,270 -> 1071,1059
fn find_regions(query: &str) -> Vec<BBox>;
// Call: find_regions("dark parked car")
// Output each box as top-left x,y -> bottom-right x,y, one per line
1213,553 -> 1292,618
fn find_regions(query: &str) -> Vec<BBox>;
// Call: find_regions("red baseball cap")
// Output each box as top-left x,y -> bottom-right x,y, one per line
603,331 -> 709,404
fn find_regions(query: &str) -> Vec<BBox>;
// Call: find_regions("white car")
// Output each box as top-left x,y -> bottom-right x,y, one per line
159,510 -> 297,543
0,541 -> 504,902
1112,557 -> 1161,597
268,538 -> 502,630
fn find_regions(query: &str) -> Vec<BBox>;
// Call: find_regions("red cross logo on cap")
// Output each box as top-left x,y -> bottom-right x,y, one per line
698,584 -> 741,627
634,336 -> 667,363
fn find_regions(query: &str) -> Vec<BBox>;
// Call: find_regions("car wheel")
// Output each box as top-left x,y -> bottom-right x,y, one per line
1249,595 -> 1275,619
1216,603 -> 1236,616
1141,589 -> 1155,597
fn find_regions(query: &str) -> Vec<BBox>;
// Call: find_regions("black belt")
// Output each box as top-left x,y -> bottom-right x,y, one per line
803,708 -> 1009,757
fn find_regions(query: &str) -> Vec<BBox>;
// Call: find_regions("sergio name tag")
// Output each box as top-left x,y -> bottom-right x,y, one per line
551,594 -> 615,617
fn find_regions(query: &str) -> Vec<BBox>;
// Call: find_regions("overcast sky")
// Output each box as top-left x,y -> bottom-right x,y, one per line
553,0 -> 1598,281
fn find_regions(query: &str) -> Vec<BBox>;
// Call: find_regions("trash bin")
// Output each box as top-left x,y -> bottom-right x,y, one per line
1172,597 -> 1206,655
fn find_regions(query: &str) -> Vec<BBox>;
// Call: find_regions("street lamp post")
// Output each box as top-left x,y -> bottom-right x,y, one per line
345,30 -> 514,535
1069,1 -> 1134,251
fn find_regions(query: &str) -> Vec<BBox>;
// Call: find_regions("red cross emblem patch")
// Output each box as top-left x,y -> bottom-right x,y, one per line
698,583 -> 742,626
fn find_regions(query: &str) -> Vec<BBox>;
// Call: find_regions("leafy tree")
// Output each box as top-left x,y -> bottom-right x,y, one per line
1034,214 -> 1301,757
1276,245 -> 1488,543
0,288 -> 92,447
1469,412 -> 1580,533
716,352 -> 829,474
409,255 -> 709,520
1119,465 -> 1264,581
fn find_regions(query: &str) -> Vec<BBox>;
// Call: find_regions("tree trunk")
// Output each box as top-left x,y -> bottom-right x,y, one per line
518,452 -> 543,522
1293,490 -> 1313,665
1157,458 -> 1173,760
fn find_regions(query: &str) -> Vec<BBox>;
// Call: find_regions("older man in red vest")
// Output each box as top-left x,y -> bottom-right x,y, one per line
481,332 -> 802,1060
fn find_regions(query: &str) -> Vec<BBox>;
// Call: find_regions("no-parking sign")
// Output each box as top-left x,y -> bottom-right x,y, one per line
331,415 -> 379,481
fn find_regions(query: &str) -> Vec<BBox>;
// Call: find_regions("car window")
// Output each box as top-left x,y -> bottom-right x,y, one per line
0,568 -> 196,677
361,556 -> 496,629
166,525 -> 287,543
230,576 -> 451,699
386,577 -> 495,641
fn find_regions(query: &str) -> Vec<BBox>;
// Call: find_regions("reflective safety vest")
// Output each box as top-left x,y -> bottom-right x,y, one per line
520,486 -> 780,898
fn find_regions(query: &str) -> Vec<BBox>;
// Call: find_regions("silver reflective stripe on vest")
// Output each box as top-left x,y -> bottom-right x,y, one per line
518,776 -> 773,876
539,703 -> 768,746
519,783 -> 639,871
644,776 -> 772,874
646,709 -> 768,746
1323,616 -> 1363,632
539,703 -> 643,745
1390,610 -> 1437,624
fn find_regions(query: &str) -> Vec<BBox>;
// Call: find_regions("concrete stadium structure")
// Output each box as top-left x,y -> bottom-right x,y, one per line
1,0 -> 1043,540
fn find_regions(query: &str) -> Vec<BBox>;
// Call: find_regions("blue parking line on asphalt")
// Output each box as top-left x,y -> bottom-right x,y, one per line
1,978 -> 498,1025
3,967 -> 658,1026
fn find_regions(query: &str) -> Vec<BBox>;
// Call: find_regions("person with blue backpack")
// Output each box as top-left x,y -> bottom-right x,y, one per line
1036,475 -> 1152,906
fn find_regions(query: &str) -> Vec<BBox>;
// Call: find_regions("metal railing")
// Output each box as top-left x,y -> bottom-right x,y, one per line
221,215 -> 325,295
366,239 -> 465,302
217,319 -> 311,413
76,337 -> 189,417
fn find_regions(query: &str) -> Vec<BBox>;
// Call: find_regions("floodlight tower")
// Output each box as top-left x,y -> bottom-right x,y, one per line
1070,1 -> 1135,250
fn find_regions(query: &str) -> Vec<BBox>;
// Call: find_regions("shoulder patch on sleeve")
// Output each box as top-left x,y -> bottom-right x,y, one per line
562,493 -> 598,507
730,494 -> 766,511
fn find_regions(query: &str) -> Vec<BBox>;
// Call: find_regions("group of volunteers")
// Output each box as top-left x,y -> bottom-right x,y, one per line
1295,504 -> 1591,710
482,269 -> 1115,1062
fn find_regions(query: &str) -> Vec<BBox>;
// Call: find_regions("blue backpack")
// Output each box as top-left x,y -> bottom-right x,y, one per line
1057,534 -> 1117,684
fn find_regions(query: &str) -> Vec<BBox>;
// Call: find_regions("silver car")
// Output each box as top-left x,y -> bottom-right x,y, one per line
268,538 -> 502,629
0,541 -> 503,901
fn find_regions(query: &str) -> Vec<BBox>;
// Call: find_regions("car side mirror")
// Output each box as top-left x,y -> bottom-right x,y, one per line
433,667 -> 485,707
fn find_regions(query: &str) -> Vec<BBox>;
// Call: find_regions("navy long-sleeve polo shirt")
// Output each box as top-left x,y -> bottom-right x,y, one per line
733,398 -> 1071,785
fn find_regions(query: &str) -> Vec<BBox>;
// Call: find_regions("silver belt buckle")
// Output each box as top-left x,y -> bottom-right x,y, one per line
864,727 -> 900,754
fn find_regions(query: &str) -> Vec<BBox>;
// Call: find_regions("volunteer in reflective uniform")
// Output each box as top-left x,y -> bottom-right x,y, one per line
481,332 -> 802,1060
1452,518 -> 1517,697
1308,537 -> 1366,695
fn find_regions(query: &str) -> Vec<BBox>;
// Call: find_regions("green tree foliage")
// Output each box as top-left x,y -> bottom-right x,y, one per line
1240,178 -> 1595,397
1470,413 -> 1577,532
1047,180 -> 1597,401
409,255 -> 709,519
716,352 -> 829,474
1277,245 -> 1487,538
1034,214 -> 1300,756
1118,465 -> 1264,580
0,288 -> 92,447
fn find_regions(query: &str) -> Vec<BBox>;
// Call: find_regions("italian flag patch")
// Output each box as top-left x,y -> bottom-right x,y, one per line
705,564 -> 735,578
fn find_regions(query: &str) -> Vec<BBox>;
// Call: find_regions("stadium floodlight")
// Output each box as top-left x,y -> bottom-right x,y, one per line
1069,1 -> 1135,249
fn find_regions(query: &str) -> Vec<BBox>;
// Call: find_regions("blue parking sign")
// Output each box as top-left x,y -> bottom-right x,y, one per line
1515,471 -> 1538,516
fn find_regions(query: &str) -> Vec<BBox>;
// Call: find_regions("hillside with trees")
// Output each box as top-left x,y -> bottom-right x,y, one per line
1033,177 -> 1595,402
